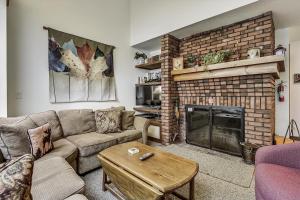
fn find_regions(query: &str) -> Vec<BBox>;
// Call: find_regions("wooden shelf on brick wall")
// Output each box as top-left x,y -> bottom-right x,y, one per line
171,55 -> 285,82
135,82 -> 161,86
135,61 -> 162,70
133,107 -> 161,114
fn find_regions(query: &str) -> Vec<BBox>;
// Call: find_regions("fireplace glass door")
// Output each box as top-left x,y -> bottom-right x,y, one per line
211,107 -> 244,155
186,105 -> 244,156
186,106 -> 210,148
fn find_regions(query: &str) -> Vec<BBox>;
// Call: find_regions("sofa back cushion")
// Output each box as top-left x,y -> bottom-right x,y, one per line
121,111 -> 135,130
28,110 -> 63,141
0,116 -> 26,163
0,117 -> 37,160
0,116 -> 26,125
57,109 -> 96,137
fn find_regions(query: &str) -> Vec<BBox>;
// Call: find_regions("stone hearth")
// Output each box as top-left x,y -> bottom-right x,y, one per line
160,12 -> 282,146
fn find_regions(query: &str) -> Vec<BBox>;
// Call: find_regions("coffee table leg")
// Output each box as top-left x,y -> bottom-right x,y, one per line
189,178 -> 195,200
102,171 -> 107,191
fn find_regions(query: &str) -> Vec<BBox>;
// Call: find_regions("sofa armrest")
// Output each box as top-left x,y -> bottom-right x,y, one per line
133,116 -> 151,144
255,142 -> 300,169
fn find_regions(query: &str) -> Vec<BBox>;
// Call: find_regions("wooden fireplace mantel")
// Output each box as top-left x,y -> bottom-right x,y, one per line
171,55 -> 285,82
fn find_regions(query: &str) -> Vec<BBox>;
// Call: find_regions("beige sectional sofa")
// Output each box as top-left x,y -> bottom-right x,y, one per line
0,108 -> 149,200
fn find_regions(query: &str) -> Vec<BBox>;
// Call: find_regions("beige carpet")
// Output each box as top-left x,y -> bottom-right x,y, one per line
82,143 -> 255,200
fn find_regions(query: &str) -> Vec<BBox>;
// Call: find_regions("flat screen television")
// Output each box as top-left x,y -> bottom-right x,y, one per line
136,85 -> 161,106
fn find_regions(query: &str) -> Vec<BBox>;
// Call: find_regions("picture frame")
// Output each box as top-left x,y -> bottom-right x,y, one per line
294,74 -> 300,83
173,57 -> 184,70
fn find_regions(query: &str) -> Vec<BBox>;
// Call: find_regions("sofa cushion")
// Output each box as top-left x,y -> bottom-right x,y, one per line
0,116 -> 26,163
38,138 -> 77,165
0,116 -> 26,125
27,123 -> 54,159
0,154 -> 34,200
97,106 -> 125,112
66,132 -> 117,157
78,154 -> 100,174
95,110 -> 122,134
121,111 -> 135,130
32,157 -> 85,200
64,194 -> 88,200
57,109 -> 96,137
29,110 -> 63,141
255,163 -> 300,200
0,117 -> 37,160
108,130 -> 142,144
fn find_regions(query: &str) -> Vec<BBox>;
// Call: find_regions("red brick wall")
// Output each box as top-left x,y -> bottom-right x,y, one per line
160,35 -> 180,145
180,12 -> 275,66
160,12 -> 276,145
177,75 -> 275,145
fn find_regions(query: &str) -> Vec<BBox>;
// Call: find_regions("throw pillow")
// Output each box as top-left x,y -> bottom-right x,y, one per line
122,111 -> 135,130
0,154 -> 34,200
95,110 -> 122,134
0,117 -> 37,160
27,123 -> 53,159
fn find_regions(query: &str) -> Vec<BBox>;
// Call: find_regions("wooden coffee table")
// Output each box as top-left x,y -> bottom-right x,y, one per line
98,141 -> 199,200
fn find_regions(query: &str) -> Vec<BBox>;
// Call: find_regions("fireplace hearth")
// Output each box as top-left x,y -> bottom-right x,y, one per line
186,105 -> 245,156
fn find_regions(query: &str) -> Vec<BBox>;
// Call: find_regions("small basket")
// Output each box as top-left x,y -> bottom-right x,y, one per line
240,142 -> 261,165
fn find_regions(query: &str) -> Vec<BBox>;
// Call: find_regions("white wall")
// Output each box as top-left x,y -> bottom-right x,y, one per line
7,0 -> 144,116
288,26 -> 300,42
275,28 -> 289,136
129,0 -> 257,46
290,41 -> 300,129
0,0 -> 7,117
275,26 -> 300,136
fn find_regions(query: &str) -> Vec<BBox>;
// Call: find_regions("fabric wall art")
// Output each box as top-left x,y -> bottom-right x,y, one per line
48,28 -> 116,102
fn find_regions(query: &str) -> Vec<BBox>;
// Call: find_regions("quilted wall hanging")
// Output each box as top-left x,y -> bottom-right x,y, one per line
47,28 -> 116,103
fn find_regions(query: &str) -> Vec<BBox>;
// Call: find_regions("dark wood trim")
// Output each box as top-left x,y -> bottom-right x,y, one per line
136,81 -> 161,86
134,106 -> 161,114
189,177 -> 195,200
102,171 -> 107,191
135,61 -> 162,70
148,136 -> 162,143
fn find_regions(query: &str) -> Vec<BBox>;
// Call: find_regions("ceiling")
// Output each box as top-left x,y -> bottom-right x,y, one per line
133,0 -> 300,51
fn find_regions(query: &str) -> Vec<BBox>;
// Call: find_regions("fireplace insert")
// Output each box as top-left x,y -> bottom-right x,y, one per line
186,105 -> 245,156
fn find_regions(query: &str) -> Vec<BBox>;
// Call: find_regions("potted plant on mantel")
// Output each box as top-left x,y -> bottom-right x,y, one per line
134,52 -> 147,65
187,54 -> 198,67
201,50 -> 233,66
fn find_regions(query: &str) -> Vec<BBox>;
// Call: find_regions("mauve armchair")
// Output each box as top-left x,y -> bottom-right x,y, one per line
255,142 -> 300,200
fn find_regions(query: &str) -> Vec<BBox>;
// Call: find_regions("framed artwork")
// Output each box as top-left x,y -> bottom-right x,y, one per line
173,57 -> 184,70
294,74 -> 300,83
47,28 -> 116,103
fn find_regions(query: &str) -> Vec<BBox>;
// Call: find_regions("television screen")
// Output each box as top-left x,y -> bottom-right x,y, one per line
136,85 -> 161,106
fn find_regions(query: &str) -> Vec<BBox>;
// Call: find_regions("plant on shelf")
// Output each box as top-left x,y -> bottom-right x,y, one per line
201,50 -> 233,66
187,54 -> 198,67
134,52 -> 148,65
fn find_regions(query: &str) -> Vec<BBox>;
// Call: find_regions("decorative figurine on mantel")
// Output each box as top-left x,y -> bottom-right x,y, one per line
173,57 -> 184,70
247,48 -> 261,59
274,44 -> 287,56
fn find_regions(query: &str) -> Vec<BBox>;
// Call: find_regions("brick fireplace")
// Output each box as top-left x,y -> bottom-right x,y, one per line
160,12 -> 278,146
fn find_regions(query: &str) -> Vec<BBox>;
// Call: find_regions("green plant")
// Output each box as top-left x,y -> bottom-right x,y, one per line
134,52 -> 147,60
201,50 -> 233,66
187,54 -> 197,64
